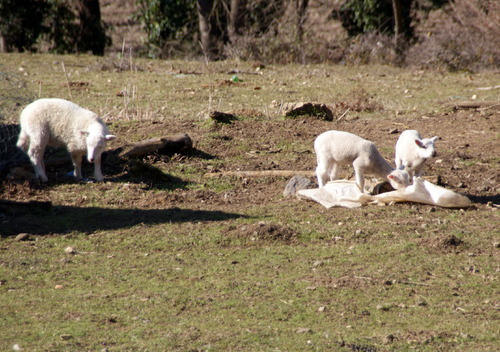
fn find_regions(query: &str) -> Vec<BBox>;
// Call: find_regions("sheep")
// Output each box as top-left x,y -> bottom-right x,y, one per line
395,129 -> 439,182
17,98 -> 116,182
314,130 -> 409,193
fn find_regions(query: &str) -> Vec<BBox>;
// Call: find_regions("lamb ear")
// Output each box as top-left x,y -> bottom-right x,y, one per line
105,134 -> 117,141
431,136 -> 440,142
415,139 -> 424,148
80,130 -> 90,137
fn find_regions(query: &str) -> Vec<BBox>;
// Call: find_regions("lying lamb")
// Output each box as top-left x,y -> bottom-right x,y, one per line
395,129 -> 439,182
17,98 -> 116,182
314,130 -> 409,193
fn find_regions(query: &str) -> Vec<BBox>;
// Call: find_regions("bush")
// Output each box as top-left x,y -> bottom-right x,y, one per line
134,0 -> 198,58
406,0 -> 500,71
0,0 -> 49,52
337,0 -> 417,39
0,0 -> 107,55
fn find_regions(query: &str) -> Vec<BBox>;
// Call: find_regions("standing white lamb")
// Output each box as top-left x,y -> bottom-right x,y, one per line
395,129 -> 439,182
314,130 -> 409,193
17,98 -> 116,182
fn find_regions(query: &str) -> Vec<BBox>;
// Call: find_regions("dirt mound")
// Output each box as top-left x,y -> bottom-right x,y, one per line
419,235 -> 467,253
229,222 -> 297,242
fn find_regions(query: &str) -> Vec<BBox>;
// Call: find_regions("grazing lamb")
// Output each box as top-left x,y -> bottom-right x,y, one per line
395,129 -> 439,182
17,98 -> 116,182
314,130 -> 409,193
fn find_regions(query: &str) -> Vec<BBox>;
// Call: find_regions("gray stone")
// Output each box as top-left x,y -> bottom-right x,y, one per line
284,175 -> 314,197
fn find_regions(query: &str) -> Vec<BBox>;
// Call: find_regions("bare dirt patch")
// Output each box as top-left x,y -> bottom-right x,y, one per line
226,222 -> 297,243
419,234 -> 468,253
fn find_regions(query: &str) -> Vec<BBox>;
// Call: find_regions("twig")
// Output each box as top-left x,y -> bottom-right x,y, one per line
61,61 -> 73,100
476,85 -> 500,91
129,46 -> 133,72
203,170 -> 315,178
399,281 -> 430,286
478,103 -> 500,111
120,38 -> 125,70
336,107 -> 350,122
199,40 -> 214,116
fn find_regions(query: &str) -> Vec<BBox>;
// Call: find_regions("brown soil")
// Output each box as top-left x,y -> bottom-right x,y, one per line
2,107 -> 499,208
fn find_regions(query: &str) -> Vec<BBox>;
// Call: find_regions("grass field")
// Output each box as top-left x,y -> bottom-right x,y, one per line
1,53 -> 499,351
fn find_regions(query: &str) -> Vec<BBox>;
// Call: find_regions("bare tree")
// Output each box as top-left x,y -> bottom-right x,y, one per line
197,0 -> 215,58
392,0 -> 403,41
74,0 -> 107,55
228,0 -> 246,42
296,0 -> 308,41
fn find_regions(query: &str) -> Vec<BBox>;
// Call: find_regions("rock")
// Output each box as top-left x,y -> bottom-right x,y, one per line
15,233 -> 30,241
371,181 -> 395,195
7,167 -> 35,180
476,185 -> 490,192
296,327 -> 312,334
64,246 -> 77,254
376,304 -> 392,311
313,260 -> 323,267
383,334 -> 396,344
282,102 -> 333,121
209,111 -> 237,123
283,175 -> 314,197
417,300 -> 428,307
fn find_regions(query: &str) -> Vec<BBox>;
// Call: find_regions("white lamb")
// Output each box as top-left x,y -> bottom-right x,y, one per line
395,129 -> 439,182
17,98 -> 116,182
314,130 -> 409,193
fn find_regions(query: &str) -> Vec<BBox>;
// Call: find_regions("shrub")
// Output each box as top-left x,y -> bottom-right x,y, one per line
406,0 -> 500,71
134,0 -> 198,58
0,0 -> 49,52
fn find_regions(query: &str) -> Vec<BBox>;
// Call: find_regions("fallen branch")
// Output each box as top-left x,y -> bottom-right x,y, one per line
336,107 -> 350,122
448,101 -> 500,110
119,134 -> 192,158
204,170 -> 315,178
476,85 -> 500,91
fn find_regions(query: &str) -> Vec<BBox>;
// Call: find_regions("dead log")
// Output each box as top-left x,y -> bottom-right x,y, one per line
210,111 -> 237,123
119,134 -> 193,158
204,170 -> 315,178
281,102 -> 333,121
448,101 -> 500,110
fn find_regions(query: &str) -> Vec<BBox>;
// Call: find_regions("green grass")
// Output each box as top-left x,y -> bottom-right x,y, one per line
1,53 -> 499,351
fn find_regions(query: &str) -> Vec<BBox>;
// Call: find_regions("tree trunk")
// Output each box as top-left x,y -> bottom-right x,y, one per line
0,32 -> 8,52
391,0 -> 403,60
75,0 -> 106,55
197,0 -> 215,59
228,0 -> 246,42
296,0 -> 309,41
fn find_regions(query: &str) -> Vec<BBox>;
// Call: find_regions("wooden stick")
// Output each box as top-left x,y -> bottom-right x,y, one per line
203,170 -> 315,178
448,101 -> 500,110
61,61 -> 73,100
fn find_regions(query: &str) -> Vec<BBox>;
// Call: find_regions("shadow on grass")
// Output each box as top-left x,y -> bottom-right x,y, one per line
467,194 -> 500,205
0,202 -> 247,237
4,145 -> 218,191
